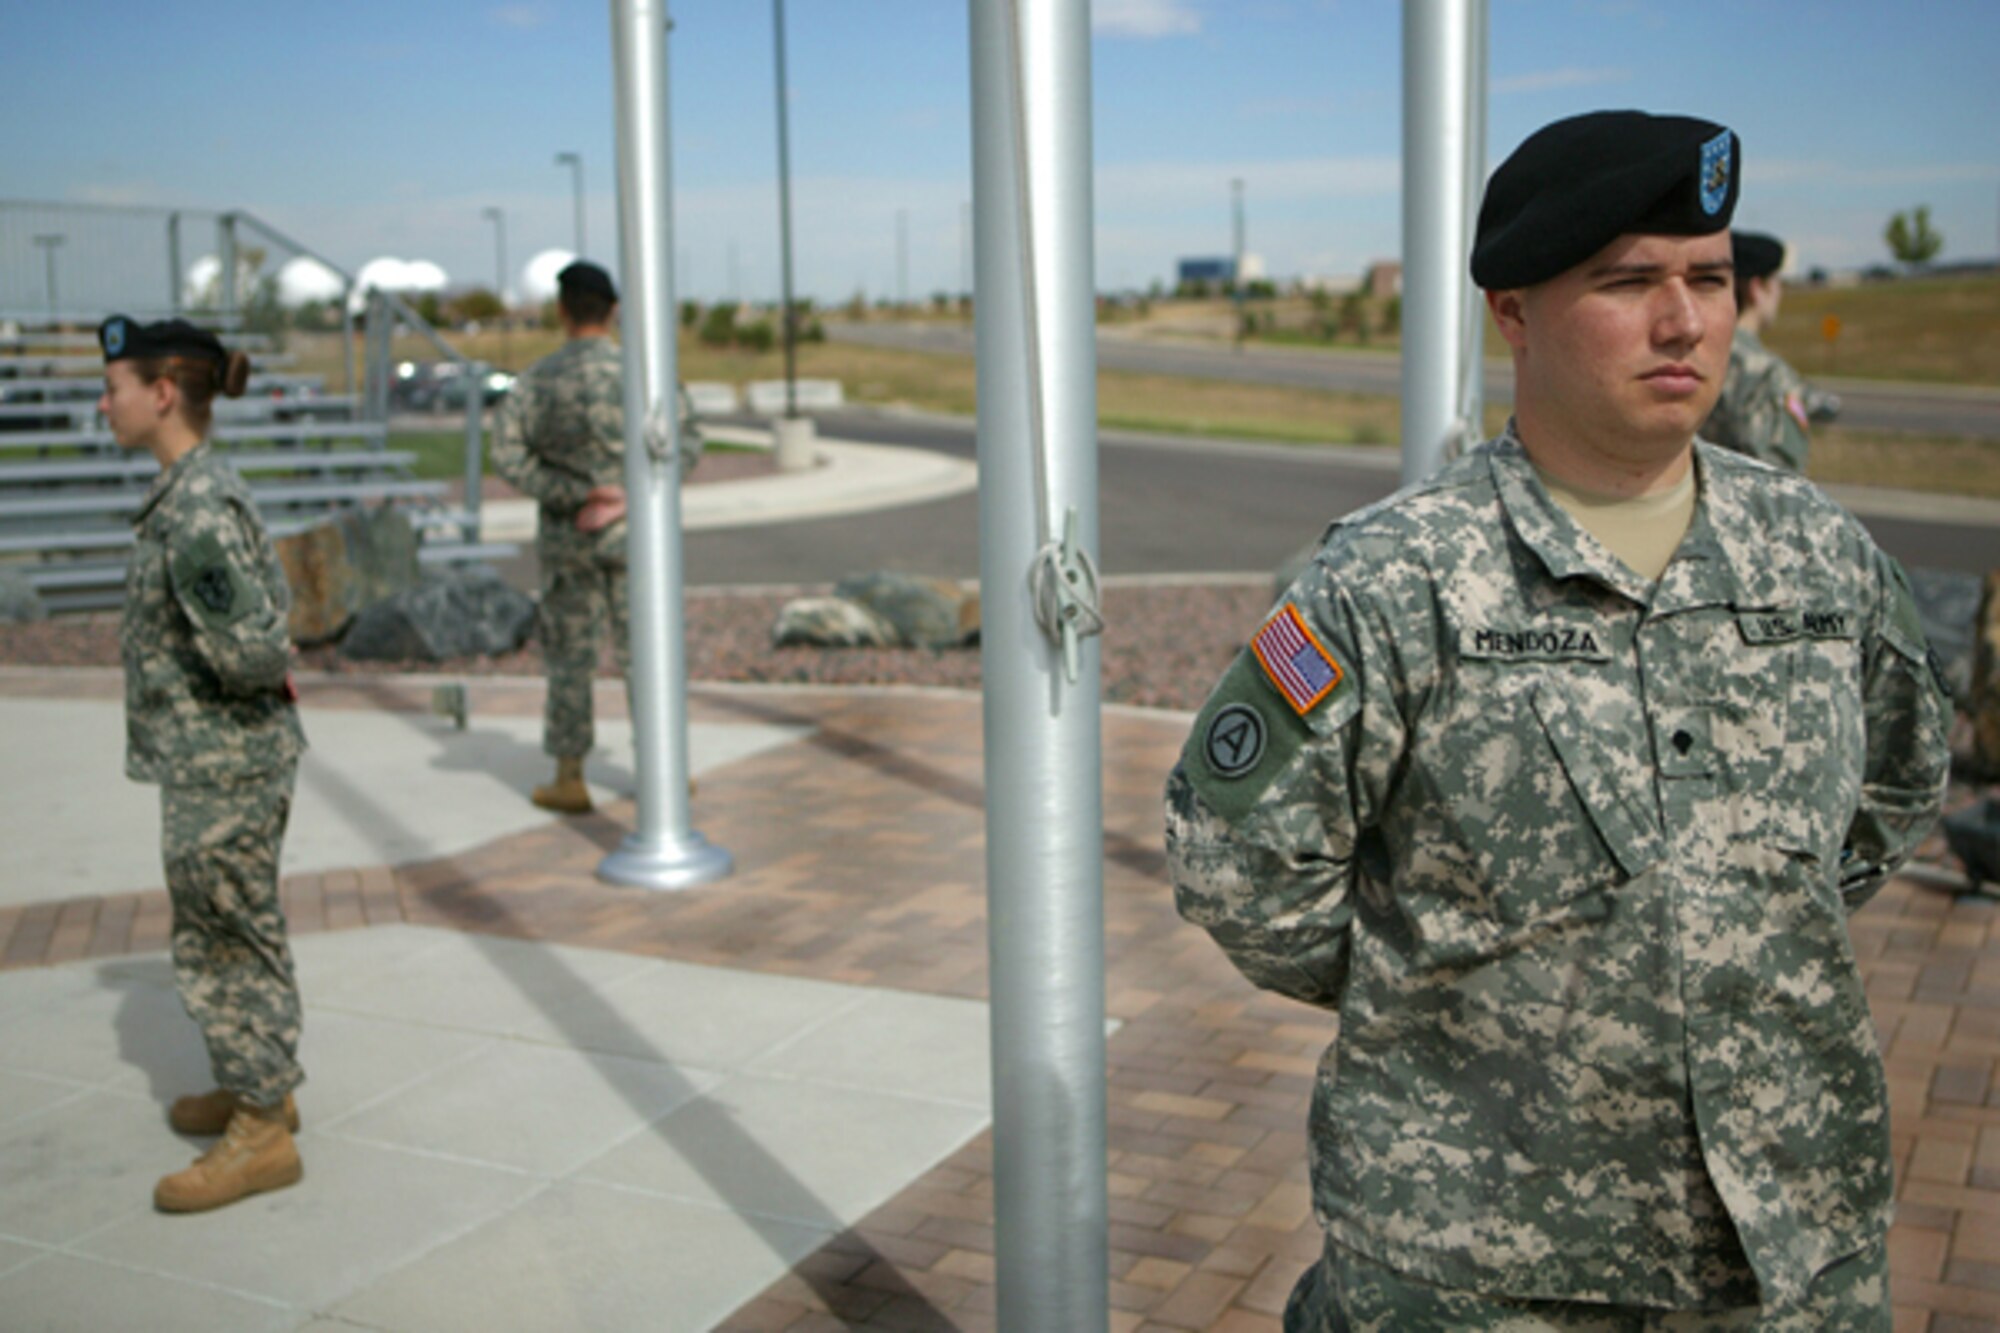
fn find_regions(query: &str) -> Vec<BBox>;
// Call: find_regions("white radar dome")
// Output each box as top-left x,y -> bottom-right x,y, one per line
277,256 -> 346,306
522,249 -> 578,304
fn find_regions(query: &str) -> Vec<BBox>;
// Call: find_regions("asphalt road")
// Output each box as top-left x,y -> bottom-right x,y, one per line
685,407 -> 2000,586
829,321 -> 2000,442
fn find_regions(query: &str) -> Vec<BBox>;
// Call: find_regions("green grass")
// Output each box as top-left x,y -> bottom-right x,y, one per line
1768,273 -> 2000,385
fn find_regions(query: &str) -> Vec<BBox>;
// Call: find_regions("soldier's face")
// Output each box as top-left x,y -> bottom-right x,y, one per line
1492,231 -> 1735,463
99,361 -> 168,450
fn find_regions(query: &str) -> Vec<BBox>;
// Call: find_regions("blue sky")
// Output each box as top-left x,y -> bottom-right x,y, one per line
4,0 -> 1997,306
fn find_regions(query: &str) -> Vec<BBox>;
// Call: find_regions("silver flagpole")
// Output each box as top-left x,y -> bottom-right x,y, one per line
970,0 -> 1108,1327
598,0 -> 731,891
1400,0 -> 1479,485
1458,0 -> 1489,449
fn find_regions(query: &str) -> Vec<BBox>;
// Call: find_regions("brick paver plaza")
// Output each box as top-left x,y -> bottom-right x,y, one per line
2,671 -> 1995,1331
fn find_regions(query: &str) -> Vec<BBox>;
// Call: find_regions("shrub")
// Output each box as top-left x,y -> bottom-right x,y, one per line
699,302 -> 739,347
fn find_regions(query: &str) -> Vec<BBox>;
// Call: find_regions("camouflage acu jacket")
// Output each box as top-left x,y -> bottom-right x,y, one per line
1702,326 -> 1811,472
491,335 -> 627,563
1166,430 -> 1949,1309
122,443 -> 305,785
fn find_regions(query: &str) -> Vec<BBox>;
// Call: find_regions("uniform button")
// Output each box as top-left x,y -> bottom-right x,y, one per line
1672,729 -> 1694,755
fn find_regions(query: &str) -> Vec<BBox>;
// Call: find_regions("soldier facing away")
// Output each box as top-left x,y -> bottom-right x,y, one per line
1166,112 -> 1951,1328
491,260 -> 634,814
100,315 -> 309,1213
1702,229 -> 1814,472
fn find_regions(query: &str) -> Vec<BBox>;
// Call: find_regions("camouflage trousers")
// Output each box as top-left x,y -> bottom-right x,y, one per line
537,538 -> 631,760
161,763 -> 304,1109
1284,1237 -> 1889,1333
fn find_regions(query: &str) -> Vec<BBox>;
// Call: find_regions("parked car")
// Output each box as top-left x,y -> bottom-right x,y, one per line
432,365 -> 516,410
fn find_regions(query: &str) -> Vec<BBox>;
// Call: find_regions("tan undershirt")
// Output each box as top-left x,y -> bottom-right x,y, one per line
1531,461 -> 1698,583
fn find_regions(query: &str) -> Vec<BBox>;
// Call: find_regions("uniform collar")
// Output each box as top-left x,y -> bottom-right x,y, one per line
1486,424 -> 1754,614
131,440 -> 210,530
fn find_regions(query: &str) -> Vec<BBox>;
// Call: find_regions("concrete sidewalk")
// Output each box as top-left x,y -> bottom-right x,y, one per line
0,671 -> 1996,1331
476,423 -> 979,543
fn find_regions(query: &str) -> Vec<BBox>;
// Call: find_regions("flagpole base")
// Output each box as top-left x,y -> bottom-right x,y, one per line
596,830 -> 733,891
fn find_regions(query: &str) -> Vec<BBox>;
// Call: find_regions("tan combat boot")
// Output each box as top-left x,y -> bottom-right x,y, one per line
168,1089 -> 299,1136
531,755 -> 593,814
154,1102 -> 303,1213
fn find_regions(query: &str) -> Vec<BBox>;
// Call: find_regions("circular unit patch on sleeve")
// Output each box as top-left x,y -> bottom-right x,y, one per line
1204,702 -> 1268,778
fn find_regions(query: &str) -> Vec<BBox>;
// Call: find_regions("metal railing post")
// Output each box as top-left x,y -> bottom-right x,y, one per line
219,213 -> 239,321
598,0 -> 731,891
363,288 -> 392,423
342,284 -> 359,393
970,0 -> 1108,1327
462,359 -> 485,540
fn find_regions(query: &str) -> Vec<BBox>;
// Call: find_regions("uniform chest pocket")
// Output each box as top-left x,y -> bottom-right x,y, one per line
1406,673 -> 1662,933
1716,612 -> 1865,860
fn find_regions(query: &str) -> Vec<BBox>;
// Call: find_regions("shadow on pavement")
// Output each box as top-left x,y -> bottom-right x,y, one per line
304,707 -> 962,1329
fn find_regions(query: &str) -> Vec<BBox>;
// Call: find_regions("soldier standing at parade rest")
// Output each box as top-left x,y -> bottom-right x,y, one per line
1166,111 -> 1951,1329
1703,229 -> 1813,472
491,260 -> 634,814
99,315 -> 309,1213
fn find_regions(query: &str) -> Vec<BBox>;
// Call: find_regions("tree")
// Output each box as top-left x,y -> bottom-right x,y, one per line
1885,206 -> 1943,268
447,289 -> 502,324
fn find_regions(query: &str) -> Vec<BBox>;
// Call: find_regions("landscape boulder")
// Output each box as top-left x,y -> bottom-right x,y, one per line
772,596 -> 900,649
1909,567 -> 1981,706
771,573 -> 980,650
0,567 -> 47,623
276,506 -> 421,645
339,565 -> 535,663
832,572 -> 975,649
1970,570 -> 2000,775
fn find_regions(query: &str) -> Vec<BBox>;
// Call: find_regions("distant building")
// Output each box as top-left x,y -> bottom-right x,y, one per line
1363,261 -> 1402,299
1176,253 -> 1267,290
1178,256 -> 1235,287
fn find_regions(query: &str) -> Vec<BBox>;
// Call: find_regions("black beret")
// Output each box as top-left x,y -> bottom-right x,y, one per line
557,260 -> 618,304
1732,230 -> 1785,281
1472,111 -> 1740,289
98,315 -> 227,365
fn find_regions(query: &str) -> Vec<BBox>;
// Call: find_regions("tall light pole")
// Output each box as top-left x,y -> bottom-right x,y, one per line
1231,177 -> 1245,351
773,0 -> 799,420
896,207 -> 909,309
959,199 -> 972,308
482,206 -> 509,303
555,151 -> 586,256
32,235 -> 64,320
483,205 -> 510,368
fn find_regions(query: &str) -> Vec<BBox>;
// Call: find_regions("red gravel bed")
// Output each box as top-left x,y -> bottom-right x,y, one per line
0,581 -> 1270,714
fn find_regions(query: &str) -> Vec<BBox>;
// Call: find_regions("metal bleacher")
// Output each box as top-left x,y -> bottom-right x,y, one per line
1,200 -> 513,613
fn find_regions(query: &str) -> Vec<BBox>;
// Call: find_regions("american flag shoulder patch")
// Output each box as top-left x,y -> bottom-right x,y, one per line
1785,391 -> 1810,431
1252,602 -> 1344,715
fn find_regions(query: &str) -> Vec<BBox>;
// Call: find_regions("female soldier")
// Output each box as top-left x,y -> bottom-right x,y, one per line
98,315 -> 307,1213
